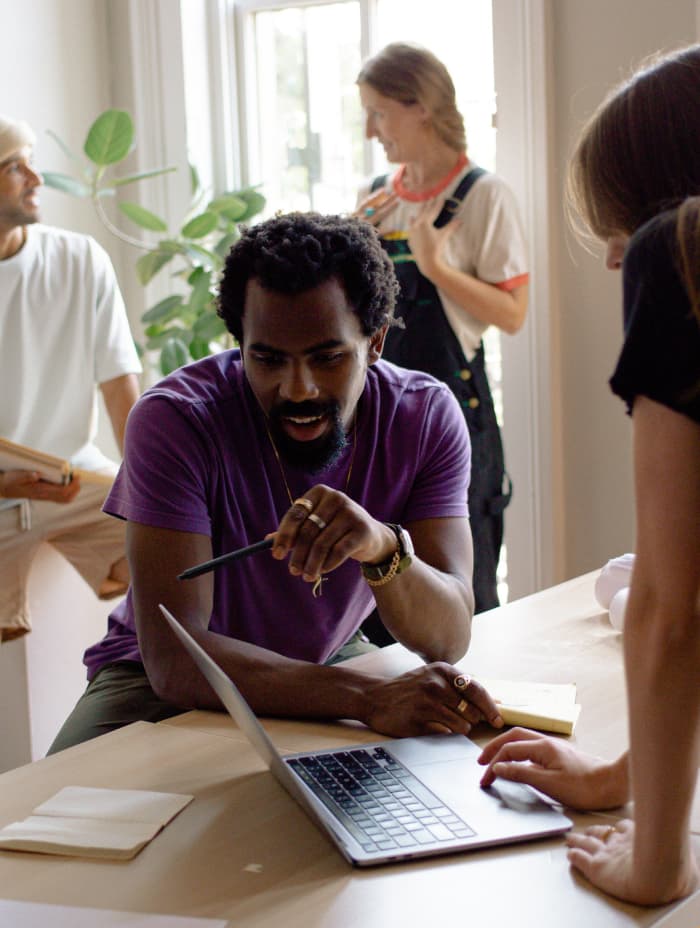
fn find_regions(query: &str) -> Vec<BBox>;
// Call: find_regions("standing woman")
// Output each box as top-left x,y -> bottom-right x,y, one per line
356,43 -> 528,615
480,45 -> 700,905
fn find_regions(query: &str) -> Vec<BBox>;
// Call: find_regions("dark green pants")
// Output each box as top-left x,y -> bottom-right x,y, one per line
47,631 -> 377,755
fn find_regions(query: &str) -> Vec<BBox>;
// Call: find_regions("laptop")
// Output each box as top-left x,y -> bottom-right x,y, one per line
159,604 -> 572,867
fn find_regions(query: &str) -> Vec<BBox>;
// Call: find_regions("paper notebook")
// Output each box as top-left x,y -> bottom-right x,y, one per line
476,678 -> 581,735
0,437 -> 113,487
0,786 -> 193,860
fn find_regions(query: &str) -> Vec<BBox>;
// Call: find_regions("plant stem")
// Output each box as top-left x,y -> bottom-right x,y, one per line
93,193 -> 151,251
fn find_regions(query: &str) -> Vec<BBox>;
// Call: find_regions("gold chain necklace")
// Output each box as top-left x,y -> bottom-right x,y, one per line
264,415 -> 358,597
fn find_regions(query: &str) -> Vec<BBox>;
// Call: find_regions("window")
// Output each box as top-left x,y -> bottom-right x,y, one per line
230,0 -> 495,215
176,0 -> 550,604
227,0 -> 509,600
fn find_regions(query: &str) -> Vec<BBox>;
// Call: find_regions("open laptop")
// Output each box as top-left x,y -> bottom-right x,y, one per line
159,604 -> 572,867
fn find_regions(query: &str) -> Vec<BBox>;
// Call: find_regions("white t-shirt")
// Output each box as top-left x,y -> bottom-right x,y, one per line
359,161 -> 529,359
0,225 -> 142,471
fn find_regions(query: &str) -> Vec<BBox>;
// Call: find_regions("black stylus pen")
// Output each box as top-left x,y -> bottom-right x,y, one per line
177,537 -> 274,580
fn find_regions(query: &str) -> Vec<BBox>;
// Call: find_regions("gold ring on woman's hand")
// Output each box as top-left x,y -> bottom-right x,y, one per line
293,497 -> 314,513
307,512 -> 327,531
456,699 -> 468,715
453,674 -> 471,691
601,825 -> 617,842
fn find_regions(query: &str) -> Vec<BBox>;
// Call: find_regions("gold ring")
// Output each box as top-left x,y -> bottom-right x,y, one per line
454,674 -> 471,691
293,497 -> 314,514
456,699 -> 468,714
307,513 -> 327,531
601,825 -> 616,842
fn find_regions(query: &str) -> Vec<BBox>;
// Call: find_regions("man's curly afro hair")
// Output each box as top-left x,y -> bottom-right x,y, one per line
217,212 -> 398,341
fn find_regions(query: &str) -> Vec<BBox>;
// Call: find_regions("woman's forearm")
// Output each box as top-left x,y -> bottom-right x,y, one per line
624,588 -> 700,894
421,257 -> 527,335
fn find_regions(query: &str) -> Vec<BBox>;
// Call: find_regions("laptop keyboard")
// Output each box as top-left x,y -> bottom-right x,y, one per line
287,746 -> 475,853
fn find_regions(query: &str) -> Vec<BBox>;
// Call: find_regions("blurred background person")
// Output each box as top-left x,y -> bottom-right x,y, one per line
354,43 -> 528,630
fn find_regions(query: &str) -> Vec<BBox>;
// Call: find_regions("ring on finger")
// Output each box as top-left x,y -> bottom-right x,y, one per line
293,497 -> 314,514
601,825 -> 616,842
456,698 -> 468,715
454,674 -> 471,691
307,512 -> 327,531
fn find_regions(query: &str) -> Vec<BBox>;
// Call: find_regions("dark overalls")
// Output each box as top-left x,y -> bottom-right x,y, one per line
363,169 -> 511,646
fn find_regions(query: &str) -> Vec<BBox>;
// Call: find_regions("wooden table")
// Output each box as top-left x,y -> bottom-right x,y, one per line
1,572 -> 698,927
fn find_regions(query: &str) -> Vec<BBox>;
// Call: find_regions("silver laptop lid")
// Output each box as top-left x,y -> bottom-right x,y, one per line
158,604 -> 285,776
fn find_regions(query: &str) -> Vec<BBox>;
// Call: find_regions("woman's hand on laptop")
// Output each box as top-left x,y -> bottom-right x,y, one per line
478,728 -> 630,810
363,663 -> 503,738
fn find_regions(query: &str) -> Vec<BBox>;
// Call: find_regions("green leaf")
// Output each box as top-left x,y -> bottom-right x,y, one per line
193,312 -> 227,342
235,188 -> 266,222
158,239 -> 187,256
214,230 -> 239,260
141,294 -> 184,324
112,165 -> 177,187
187,271 -> 213,314
189,337 -> 213,360
41,172 -> 90,197
208,194 -> 247,221
146,328 -> 185,350
183,243 -> 221,269
119,200 -> 168,232
136,249 -> 175,286
187,265 -> 206,286
84,110 -> 134,166
189,163 -> 201,197
160,337 -> 190,375
181,211 -> 218,239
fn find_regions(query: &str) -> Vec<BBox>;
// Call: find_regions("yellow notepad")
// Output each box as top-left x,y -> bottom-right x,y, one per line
477,678 -> 581,735
0,786 -> 193,860
0,437 -> 112,486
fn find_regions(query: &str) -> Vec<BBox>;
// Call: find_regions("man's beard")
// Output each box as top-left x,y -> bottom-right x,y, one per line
0,206 -> 39,229
268,401 -> 348,473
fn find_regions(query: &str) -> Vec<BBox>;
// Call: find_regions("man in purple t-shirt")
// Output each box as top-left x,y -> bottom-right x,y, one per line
49,213 -> 503,753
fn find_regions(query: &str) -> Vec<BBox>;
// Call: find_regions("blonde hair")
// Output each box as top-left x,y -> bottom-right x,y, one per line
357,43 -> 466,153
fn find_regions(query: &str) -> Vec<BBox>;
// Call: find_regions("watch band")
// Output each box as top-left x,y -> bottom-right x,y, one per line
361,524 -> 413,587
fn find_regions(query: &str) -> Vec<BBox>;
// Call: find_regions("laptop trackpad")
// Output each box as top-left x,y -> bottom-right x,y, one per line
388,735 -> 554,816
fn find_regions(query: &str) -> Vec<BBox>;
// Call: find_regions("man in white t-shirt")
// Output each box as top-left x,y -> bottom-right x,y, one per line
0,114 -> 142,642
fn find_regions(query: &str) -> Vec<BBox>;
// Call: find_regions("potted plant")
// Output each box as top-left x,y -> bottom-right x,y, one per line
43,109 -> 266,374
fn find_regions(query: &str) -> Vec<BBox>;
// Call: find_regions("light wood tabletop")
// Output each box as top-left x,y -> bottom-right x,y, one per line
0,571 -> 698,927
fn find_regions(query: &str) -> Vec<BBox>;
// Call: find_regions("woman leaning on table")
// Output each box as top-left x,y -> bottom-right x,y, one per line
354,43 -> 528,616
479,44 -> 700,906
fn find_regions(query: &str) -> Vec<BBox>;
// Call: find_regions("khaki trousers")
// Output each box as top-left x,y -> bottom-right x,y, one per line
0,480 -> 126,642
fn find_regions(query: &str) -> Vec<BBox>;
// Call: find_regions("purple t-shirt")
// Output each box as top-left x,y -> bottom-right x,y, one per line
84,352 -> 470,678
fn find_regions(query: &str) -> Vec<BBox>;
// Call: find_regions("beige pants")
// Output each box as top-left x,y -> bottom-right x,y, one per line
0,481 -> 126,642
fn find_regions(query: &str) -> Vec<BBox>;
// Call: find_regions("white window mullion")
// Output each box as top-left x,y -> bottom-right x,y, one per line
493,0 -> 556,596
